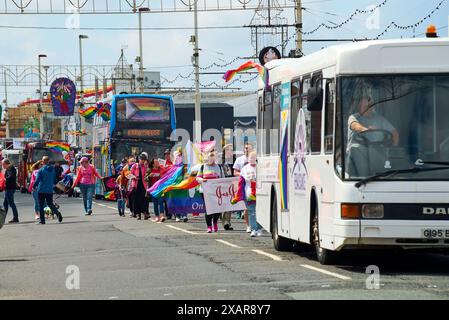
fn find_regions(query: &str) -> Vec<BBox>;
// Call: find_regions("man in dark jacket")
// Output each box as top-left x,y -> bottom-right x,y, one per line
34,156 -> 63,225
2,159 -> 19,223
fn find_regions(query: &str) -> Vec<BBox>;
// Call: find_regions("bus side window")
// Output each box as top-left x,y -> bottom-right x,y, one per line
325,80 -> 335,154
311,73 -> 322,154
263,88 -> 273,156
301,77 -> 311,154
290,80 -> 301,153
272,84 -> 281,156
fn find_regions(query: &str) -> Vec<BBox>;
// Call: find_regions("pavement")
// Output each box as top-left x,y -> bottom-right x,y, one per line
1,193 -> 449,300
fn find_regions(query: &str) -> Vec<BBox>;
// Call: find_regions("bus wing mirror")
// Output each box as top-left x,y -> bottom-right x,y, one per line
307,87 -> 324,112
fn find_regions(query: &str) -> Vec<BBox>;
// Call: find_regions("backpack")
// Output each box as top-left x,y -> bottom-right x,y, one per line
200,164 -> 225,179
0,171 -> 5,192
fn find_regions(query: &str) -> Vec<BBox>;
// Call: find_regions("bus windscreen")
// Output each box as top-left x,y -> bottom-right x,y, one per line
117,97 -> 170,122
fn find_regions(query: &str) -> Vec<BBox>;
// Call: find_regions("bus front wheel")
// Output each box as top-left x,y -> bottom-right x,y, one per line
312,202 -> 337,265
272,195 -> 294,252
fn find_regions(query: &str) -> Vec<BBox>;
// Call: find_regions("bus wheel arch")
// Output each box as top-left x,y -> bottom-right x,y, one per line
310,188 -> 337,265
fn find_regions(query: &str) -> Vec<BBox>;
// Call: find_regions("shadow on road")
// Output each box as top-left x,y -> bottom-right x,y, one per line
292,244 -> 449,277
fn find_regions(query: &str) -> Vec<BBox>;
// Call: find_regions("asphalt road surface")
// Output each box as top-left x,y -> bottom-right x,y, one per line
1,193 -> 449,300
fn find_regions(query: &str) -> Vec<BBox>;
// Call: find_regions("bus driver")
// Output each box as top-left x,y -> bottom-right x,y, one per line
347,96 -> 399,149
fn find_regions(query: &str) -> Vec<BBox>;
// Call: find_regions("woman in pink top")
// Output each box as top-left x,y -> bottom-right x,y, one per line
128,152 -> 150,220
73,157 -> 102,216
29,161 -> 43,220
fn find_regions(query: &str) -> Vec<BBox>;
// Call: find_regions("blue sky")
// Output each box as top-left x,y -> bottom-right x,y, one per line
0,0 -> 448,105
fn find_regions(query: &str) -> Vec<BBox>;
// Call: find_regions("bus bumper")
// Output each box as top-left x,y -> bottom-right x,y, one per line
334,220 -> 449,250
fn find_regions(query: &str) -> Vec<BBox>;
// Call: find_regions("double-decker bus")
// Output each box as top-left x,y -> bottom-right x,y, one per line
18,141 -> 67,193
92,94 -> 176,196
256,38 -> 449,264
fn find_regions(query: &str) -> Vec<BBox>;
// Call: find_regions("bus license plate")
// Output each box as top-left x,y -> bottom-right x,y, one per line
422,229 -> 449,239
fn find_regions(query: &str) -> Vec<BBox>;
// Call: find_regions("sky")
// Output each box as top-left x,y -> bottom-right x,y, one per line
0,0 -> 448,106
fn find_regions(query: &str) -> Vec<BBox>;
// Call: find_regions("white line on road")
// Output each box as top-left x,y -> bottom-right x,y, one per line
165,225 -> 198,235
216,239 -> 242,249
300,264 -> 351,281
251,249 -> 283,261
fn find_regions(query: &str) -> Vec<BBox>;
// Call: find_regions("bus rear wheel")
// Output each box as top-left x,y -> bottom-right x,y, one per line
312,203 -> 337,265
272,195 -> 294,252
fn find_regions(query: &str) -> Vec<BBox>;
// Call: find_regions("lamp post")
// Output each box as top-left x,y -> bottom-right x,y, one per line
78,35 -> 88,149
193,1 -> 201,144
138,7 -> 150,94
38,54 -> 47,137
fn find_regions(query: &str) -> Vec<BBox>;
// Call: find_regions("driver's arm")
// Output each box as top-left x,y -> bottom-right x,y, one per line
392,129 -> 399,146
349,121 -> 369,133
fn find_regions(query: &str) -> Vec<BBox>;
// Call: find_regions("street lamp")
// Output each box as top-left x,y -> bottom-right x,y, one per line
138,7 -> 150,94
78,35 -> 88,149
38,54 -> 47,112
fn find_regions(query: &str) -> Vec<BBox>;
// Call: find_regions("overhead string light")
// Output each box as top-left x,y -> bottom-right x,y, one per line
373,0 -> 447,39
301,0 -> 389,35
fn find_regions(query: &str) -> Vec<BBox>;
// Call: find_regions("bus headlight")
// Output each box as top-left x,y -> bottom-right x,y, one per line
362,204 -> 384,219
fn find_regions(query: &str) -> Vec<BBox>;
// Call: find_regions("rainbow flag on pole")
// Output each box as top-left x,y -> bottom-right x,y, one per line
45,141 -> 71,154
79,106 -> 97,119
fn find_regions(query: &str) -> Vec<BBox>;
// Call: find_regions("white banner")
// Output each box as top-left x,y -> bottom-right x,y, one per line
202,177 -> 247,215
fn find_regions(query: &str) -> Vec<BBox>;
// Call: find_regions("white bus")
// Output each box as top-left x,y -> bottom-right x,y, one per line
256,38 -> 449,264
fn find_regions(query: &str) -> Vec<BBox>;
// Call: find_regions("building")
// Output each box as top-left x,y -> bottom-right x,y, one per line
6,105 -> 63,140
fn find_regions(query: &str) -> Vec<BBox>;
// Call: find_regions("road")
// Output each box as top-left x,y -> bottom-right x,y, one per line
1,193 -> 449,300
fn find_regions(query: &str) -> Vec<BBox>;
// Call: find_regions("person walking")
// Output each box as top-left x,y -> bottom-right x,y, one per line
28,160 -> 44,220
196,150 -> 225,233
72,157 -> 102,216
3,159 -> 19,224
115,170 -> 127,217
124,157 -> 136,217
221,143 -> 235,231
232,152 -> 261,237
129,152 -> 150,220
147,159 -> 167,222
233,143 -> 253,233
33,156 -> 63,225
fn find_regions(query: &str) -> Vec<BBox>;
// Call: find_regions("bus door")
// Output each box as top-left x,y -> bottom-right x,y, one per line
277,82 -> 292,234
289,77 -> 312,241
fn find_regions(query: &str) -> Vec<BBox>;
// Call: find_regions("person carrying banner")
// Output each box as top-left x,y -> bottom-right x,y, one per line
233,143 -> 253,233
232,152 -> 261,237
197,149 -> 225,233
221,143 -> 235,231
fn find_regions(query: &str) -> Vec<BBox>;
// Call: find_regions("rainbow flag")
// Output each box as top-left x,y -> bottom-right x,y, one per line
104,191 -> 116,201
223,61 -> 269,87
162,176 -> 199,196
165,188 -> 206,215
46,141 -> 71,153
79,106 -> 97,119
148,165 -> 184,198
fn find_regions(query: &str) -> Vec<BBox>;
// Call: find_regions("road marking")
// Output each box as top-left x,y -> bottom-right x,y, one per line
251,249 -> 283,261
216,239 -> 242,249
300,264 -> 351,280
106,206 -> 116,210
97,204 -> 107,207
165,225 -> 198,235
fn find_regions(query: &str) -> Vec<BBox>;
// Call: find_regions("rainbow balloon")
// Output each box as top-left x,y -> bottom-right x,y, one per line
46,141 -> 71,153
223,61 -> 269,87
